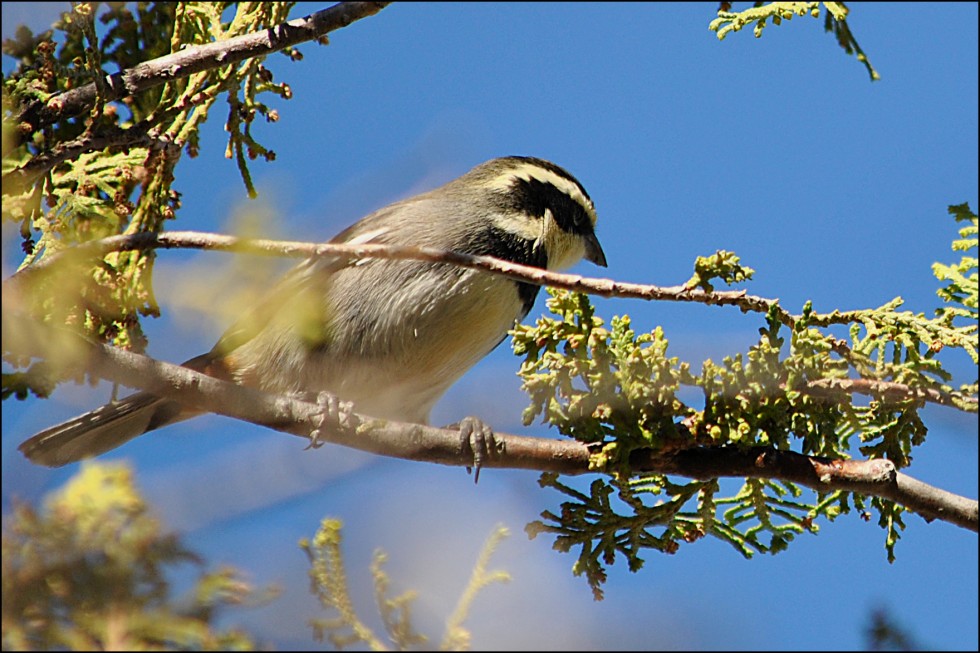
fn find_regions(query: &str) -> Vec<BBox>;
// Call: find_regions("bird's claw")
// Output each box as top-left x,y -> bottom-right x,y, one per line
449,416 -> 503,483
306,391 -> 355,450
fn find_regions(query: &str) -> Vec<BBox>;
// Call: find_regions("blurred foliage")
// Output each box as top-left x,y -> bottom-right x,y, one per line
710,2 -> 880,81
865,606 -> 922,651
2,2 -> 299,400
1,462 -> 263,650
513,205 -> 978,598
302,519 -> 510,651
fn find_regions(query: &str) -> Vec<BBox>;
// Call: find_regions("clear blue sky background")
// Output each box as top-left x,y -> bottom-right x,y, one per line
3,3 -> 977,650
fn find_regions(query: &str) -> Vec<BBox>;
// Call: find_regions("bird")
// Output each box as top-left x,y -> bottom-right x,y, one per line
19,156 -> 607,472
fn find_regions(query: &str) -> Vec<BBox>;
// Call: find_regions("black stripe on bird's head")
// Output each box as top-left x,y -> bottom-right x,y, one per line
476,156 -> 606,269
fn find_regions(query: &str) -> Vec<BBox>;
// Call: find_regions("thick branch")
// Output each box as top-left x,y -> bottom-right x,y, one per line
4,312 -> 976,532
638,447 -> 978,532
7,2 -> 389,151
8,230 -> 976,413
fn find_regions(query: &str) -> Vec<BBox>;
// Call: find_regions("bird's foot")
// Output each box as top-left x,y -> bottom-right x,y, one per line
306,391 -> 356,450
446,416 -> 504,483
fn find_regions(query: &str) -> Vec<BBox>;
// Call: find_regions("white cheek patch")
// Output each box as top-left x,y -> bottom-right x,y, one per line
495,209 -> 542,241
541,208 -> 587,270
551,236 -> 586,270
534,208 -> 552,252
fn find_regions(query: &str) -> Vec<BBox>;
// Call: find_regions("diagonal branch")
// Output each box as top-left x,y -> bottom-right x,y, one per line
804,377 -> 973,410
7,230 -> 977,413
4,311 -> 977,532
6,2 -> 390,155
2,88 -> 218,195
2,124 -> 176,197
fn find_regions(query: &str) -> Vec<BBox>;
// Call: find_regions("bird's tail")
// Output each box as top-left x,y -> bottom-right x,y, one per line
18,392 -> 189,467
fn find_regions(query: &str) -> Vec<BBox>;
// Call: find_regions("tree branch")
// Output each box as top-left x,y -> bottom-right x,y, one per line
2,88 -> 218,195
8,230 -> 976,413
6,2 -> 390,153
638,447 -> 978,532
2,126 -> 174,197
4,311 -> 976,533
805,377 -> 973,409
0,230 -> 850,328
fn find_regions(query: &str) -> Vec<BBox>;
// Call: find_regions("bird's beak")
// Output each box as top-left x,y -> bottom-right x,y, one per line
584,232 -> 607,267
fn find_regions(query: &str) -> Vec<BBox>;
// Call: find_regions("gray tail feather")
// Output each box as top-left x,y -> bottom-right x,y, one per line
18,393 -> 188,467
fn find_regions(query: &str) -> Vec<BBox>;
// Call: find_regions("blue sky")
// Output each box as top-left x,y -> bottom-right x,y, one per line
3,2 -> 977,649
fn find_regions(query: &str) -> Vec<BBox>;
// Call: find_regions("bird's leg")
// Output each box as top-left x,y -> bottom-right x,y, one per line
446,416 -> 504,483
305,391 -> 356,450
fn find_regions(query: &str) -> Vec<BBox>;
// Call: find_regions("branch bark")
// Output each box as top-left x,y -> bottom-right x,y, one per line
638,447 -> 978,532
3,126 -> 179,197
2,88 -> 219,195
8,229 -> 977,413
805,377 -> 972,410
4,311 -> 976,533
5,2 -> 390,155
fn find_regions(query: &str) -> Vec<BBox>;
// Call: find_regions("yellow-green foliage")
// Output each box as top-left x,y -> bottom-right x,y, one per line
3,3 -> 297,391
513,291 -> 696,475
684,250 -> 754,291
709,2 -> 880,81
513,205 -> 977,597
1,462 -> 259,651
932,203 -> 979,363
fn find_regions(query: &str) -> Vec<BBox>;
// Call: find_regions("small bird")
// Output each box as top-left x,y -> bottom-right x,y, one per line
19,156 -> 606,470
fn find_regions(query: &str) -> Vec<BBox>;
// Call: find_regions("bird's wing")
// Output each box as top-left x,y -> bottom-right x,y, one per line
208,204 -> 404,358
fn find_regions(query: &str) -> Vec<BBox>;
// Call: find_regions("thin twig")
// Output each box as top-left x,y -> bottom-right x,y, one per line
7,230 -> 976,412
2,126 -> 175,196
805,377 -> 976,409
7,229 -> 797,319
2,88 -> 217,194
